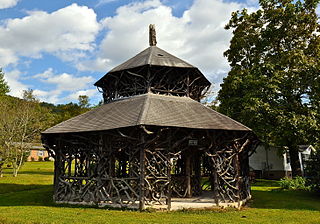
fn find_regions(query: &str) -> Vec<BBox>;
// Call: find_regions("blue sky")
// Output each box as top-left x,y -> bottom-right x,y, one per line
0,0 -> 317,105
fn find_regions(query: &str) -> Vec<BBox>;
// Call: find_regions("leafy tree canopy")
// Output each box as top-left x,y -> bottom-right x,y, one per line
218,0 -> 320,176
0,69 -> 10,95
78,95 -> 90,108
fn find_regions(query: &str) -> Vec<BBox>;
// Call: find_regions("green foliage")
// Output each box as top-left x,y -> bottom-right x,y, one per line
38,156 -> 43,162
305,150 -> 320,193
279,177 -> 310,191
22,89 -> 37,102
78,95 -> 90,108
218,0 -> 320,176
0,69 -> 9,95
0,89 -> 92,176
0,93 -> 55,176
40,101 -> 90,125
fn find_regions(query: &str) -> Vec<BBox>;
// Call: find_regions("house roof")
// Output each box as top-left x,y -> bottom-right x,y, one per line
42,93 -> 251,134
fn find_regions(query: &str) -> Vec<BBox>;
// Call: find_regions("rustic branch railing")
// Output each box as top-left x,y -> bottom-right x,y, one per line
43,127 -> 256,210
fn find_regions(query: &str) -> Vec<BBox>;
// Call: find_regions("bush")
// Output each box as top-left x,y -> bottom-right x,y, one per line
38,156 -> 43,162
305,150 -> 320,193
31,157 -> 35,162
44,157 -> 50,161
279,176 -> 309,191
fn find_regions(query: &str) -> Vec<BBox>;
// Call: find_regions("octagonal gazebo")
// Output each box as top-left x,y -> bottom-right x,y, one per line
42,25 -> 258,210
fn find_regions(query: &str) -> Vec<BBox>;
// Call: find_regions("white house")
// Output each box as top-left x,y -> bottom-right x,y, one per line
249,144 -> 315,179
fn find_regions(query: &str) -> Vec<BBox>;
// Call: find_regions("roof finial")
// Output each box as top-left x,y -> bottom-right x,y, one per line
149,24 -> 157,46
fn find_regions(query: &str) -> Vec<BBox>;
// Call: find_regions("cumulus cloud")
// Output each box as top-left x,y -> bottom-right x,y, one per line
0,3 -> 100,66
44,73 -> 94,91
78,0 -> 252,86
3,69 -> 28,97
32,68 -> 97,104
0,48 -> 18,67
2,0 -> 258,104
0,0 -> 19,9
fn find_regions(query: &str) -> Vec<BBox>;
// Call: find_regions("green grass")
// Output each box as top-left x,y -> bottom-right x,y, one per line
0,162 -> 320,224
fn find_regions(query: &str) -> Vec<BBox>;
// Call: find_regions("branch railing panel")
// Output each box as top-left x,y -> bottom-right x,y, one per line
42,127 -> 257,210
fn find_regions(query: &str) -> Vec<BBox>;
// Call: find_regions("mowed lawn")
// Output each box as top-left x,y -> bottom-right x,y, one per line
0,162 -> 320,224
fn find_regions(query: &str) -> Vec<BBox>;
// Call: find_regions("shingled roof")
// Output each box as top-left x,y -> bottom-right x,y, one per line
42,93 -> 250,134
109,46 -> 194,73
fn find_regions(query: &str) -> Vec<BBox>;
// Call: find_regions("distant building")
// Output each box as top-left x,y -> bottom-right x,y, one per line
249,144 -> 315,179
27,144 -> 49,161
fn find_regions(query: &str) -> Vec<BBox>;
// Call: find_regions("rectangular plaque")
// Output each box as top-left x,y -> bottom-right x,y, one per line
188,139 -> 198,146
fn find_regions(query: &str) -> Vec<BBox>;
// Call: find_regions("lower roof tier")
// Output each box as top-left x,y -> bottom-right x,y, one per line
42,93 -> 250,134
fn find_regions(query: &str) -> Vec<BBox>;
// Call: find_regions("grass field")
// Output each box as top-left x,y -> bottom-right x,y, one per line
0,162 -> 320,224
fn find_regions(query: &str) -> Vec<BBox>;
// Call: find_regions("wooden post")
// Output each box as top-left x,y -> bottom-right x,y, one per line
185,150 -> 192,198
139,132 -> 146,211
167,130 -> 172,210
53,137 -> 62,201
235,153 -> 241,208
194,151 -> 201,195
212,166 -> 219,206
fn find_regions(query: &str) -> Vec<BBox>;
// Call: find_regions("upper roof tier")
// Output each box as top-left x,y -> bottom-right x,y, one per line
109,46 -> 194,73
94,45 -> 210,89
94,25 -> 211,103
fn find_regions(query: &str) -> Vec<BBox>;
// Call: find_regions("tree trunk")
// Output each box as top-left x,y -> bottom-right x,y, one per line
12,153 -> 24,177
288,145 -> 302,177
0,163 -> 3,177
12,160 -> 18,177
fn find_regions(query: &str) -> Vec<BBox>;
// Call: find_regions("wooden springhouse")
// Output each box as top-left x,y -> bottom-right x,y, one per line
42,25 -> 257,210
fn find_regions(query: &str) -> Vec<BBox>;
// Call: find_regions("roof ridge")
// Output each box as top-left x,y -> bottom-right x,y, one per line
146,46 -> 154,65
136,93 -> 151,125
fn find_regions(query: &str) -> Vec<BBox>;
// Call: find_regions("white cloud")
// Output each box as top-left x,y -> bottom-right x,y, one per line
0,48 -> 18,67
0,3 -> 100,65
78,0 -> 254,86
0,0 -> 19,9
33,89 -> 60,104
65,89 -> 99,102
96,0 -> 117,7
3,69 -> 28,97
45,73 -> 94,91
32,68 -> 96,104
33,68 -> 54,79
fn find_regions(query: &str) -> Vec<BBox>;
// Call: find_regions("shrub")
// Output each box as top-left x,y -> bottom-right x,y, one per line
44,157 -> 50,161
31,157 -> 35,162
305,150 -> 320,193
38,156 -> 43,162
279,176 -> 309,191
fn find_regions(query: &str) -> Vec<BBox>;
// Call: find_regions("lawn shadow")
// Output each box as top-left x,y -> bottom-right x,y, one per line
0,183 -> 56,207
0,183 -> 109,210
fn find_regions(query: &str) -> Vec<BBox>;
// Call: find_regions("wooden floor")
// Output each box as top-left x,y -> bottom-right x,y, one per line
58,191 -> 249,210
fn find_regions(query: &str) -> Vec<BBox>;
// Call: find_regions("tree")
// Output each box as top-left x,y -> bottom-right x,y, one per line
0,91 -> 54,177
218,0 -> 320,177
305,149 -> 320,193
0,69 -> 9,95
78,95 -> 90,108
